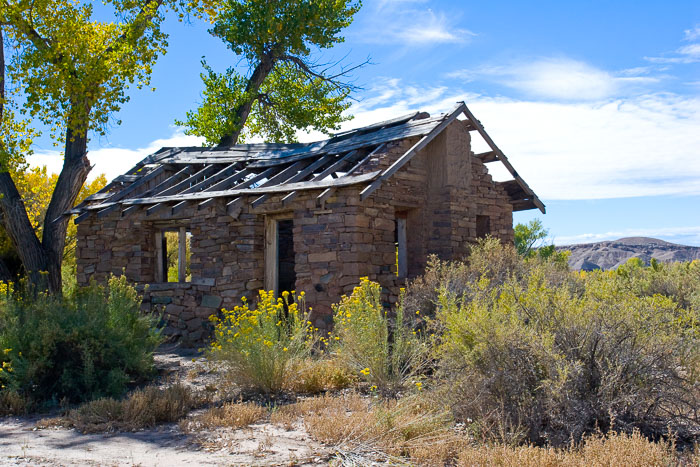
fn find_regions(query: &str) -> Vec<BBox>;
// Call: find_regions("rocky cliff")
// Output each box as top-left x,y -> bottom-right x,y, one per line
557,237 -> 700,270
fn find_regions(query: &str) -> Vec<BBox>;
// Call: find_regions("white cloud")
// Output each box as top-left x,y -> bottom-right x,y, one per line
449,58 -> 659,101
333,78 -> 700,201
684,25 -> 700,41
29,129 -> 203,182
555,226 -> 700,247
356,4 -> 474,45
645,27 -> 700,64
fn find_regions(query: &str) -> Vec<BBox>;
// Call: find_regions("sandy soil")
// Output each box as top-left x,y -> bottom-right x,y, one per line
0,345 -> 332,467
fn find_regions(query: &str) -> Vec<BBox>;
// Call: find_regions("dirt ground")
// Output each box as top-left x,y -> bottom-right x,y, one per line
0,345 -> 333,467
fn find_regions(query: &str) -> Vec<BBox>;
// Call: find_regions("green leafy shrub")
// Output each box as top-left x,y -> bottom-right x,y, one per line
0,275 -> 162,410
331,278 -> 429,394
207,290 -> 314,393
434,244 -> 700,446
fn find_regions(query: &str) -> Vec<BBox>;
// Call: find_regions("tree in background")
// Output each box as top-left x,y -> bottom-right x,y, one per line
181,0 -> 364,146
0,0 -> 214,293
514,218 -> 568,262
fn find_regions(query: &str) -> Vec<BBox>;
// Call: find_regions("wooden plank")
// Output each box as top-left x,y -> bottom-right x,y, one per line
97,165 -> 166,208
143,166 -> 195,197
230,166 -> 277,190
310,150 -> 359,182
101,171 -> 380,208
461,104 -> 546,214
147,202 -> 171,216
251,194 -> 269,209
226,197 -> 244,217
204,167 -> 253,192
281,191 -> 298,206
258,160 -> 310,188
264,216 -> 278,296
251,156 -> 333,209
178,227 -> 186,283
360,103 -> 466,200
345,144 -> 386,176
155,231 -> 164,283
97,204 -> 121,219
475,151 -> 498,163
172,201 -> 190,216
197,197 -> 217,211
121,205 -> 142,217
316,187 -> 334,206
155,164 -> 219,197
397,217 -> 407,279
74,210 -> 91,224
179,162 -> 240,194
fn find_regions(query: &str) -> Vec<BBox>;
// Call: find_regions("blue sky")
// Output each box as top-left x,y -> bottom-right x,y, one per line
29,0 -> 700,245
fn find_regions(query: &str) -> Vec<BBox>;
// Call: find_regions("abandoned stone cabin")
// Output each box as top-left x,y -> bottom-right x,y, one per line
72,102 -> 544,343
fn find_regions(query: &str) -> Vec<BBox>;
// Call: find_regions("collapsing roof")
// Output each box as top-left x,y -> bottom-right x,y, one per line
69,102 -> 545,222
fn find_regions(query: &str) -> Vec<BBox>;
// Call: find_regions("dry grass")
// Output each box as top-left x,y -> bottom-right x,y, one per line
284,359 -> 356,394
456,431 -> 692,467
180,401 -> 267,432
38,383 -> 204,433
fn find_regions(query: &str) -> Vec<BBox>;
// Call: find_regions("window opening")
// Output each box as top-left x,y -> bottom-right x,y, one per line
264,216 -> 295,297
476,215 -> 491,238
156,227 -> 191,283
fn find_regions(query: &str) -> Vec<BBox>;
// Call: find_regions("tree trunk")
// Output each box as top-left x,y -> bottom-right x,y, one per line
217,53 -> 275,147
0,172 -> 50,289
41,122 -> 92,294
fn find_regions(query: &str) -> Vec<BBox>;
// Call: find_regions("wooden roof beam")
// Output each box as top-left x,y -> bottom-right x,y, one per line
475,151 -> 498,163
155,164 -> 220,197
253,155 -> 336,209
360,103 -> 467,200
179,162 -> 241,194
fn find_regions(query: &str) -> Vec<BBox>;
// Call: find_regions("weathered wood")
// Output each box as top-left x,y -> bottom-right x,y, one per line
310,150 -> 359,182
98,165 -> 166,207
345,144 -> 386,176
155,231 -> 164,283
96,203 -> 121,219
171,201 -> 189,216
264,216 -> 278,296
74,210 -> 91,224
461,104 -> 546,214
155,165 -> 220,197
397,216 -> 407,278
360,103 -> 466,200
316,187 -> 334,206
281,191 -> 298,205
204,167 -> 253,192
178,227 -> 186,283
475,151 -> 498,163
259,160 -> 310,188
179,162 -> 241,194
226,197 -> 244,217
147,202 -> 169,217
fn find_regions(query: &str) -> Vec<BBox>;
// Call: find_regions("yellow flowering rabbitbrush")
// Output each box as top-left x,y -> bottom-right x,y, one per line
207,290 -> 315,393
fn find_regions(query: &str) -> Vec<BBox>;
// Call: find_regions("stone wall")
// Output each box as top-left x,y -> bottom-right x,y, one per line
76,119 -> 515,344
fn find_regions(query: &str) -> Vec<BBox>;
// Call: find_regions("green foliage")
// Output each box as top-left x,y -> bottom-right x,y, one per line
0,275 -> 163,409
514,219 -> 569,263
514,219 -> 548,256
432,242 -> 700,446
331,278 -> 429,394
207,290 -> 315,393
180,0 -> 361,145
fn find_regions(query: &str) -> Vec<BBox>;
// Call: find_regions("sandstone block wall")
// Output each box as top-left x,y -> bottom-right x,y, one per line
76,120 -> 515,344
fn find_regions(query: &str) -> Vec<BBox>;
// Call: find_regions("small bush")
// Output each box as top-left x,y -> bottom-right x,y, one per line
207,290 -> 314,393
0,276 -> 163,409
435,243 -> 700,446
45,383 -> 203,433
181,400 -> 266,432
331,278 -> 429,394
285,358 -> 356,394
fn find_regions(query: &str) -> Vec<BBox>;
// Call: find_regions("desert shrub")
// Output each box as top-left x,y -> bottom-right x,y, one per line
180,400 -> 266,432
331,278 -> 430,394
401,238 -> 560,319
284,358 -> 356,394
0,276 -> 162,409
207,290 -> 314,393
44,383 -> 203,433
436,252 -> 700,446
456,430 -> 680,467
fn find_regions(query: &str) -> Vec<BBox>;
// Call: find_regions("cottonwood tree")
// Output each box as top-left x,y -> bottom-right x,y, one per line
181,0 -> 364,146
0,0 -> 214,293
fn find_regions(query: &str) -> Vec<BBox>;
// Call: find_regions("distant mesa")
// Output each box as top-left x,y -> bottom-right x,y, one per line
557,237 -> 700,270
